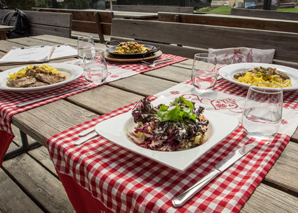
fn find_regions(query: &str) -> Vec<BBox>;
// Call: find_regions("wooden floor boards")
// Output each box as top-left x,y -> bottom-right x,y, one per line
0,125 -> 74,212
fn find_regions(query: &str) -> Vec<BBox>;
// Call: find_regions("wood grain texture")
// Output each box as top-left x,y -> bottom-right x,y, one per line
109,74 -> 177,96
0,10 -> 72,38
264,141 -> 298,195
143,64 -> 191,83
2,145 -> 74,212
158,12 -> 298,33
111,19 -> 298,63
113,5 -> 193,13
67,85 -> 144,114
0,167 -> 42,212
12,100 -> 98,146
30,24 -> 71,38
231,8 -> 298,21
241,183 -> 298,212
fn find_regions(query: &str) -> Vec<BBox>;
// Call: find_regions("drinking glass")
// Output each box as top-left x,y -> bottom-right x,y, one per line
191,53 -> 218,91
242,82 -> 283,139
83,48 -> 108,84
77,36 -> 95,62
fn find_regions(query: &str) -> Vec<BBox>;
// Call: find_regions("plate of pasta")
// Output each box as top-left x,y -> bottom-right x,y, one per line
106,41 -> 159,58
0,63 -> 83,93
219,63 -> 298,91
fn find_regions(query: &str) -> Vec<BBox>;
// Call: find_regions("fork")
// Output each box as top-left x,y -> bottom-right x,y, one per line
142,57 -> 174,68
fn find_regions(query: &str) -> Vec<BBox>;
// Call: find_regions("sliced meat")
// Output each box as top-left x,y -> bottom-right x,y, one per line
36,73 -> 66,84
28,81 -> 49,87
7,76 -> 36,88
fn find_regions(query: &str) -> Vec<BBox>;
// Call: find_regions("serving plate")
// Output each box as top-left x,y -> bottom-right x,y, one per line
106,44 -> 159,58
104,50 -> 162,63
219,63 -> 298,91
95,96 -> 239,172
0,63 -> 83,93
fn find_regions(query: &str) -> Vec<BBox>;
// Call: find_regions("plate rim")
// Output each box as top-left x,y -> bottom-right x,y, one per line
218,62 -> 298,91
0,63 -> 83,92
94,96 -> 239,172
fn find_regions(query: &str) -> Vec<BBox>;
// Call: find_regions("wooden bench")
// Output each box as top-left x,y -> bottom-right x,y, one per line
34,8 -> 114,43
231,8 -> 298,21
111,18 -> 298,69
113,5 -> 194,13
0,10 -> 72,37
158,12 -> 298,33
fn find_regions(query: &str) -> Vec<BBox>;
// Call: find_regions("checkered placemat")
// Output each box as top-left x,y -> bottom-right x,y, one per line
47,81 -> 298,212
0,54 -> 187,166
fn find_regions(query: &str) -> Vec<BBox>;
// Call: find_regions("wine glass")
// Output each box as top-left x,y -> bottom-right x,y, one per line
83,48 -> 108,84
242,82 -> 283,139
191,53 -> 218,91
77,36 -> 95,63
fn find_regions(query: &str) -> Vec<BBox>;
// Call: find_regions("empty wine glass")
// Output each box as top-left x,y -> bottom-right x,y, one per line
242,82 -> 283,139
77,36 -> 94,63
191,53 -> 218,91
83,48 -> 108,84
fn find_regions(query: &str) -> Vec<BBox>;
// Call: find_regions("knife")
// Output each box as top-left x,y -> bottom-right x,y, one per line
172,143 -> 257,208
16,85 -> 88,108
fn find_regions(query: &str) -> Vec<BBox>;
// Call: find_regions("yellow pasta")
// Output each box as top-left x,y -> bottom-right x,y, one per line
236,69 -> 292,88
113,41 -> 150,54
8,65 -> 60,80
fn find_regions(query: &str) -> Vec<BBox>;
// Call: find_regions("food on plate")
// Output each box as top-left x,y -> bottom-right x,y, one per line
112,41 -> 150,54
233,66 -> 292,87
128,96 -> 209,151
7,65 -> 67,88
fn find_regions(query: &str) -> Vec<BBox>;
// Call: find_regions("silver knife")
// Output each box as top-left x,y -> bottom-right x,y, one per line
16,85 -> 88,108
172,143 -> 257,208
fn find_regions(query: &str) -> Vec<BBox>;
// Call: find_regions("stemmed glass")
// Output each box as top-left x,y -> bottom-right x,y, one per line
191,53 -> 218,91
242,82 -> 283,139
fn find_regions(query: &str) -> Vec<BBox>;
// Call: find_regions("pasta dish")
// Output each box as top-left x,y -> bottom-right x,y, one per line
234,66 -> 292,88
112,41 -> 150,54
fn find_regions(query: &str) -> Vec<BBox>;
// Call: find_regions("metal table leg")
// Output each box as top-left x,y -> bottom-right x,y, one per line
4,130 -> 41,161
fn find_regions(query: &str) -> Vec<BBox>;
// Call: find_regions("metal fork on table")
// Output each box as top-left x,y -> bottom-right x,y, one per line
142,57 -> 174,68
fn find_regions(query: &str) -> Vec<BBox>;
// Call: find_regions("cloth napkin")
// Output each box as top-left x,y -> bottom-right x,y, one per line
209,47 -> 275,64
47,79 -> 298,212
0,54 -> 187,166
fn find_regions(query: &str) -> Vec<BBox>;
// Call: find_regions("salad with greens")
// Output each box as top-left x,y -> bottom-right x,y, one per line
128,96 -> 209,151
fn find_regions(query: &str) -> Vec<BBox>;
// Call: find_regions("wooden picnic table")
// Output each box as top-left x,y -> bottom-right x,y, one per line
0,35 -> 298,212
0,25 -> 14,40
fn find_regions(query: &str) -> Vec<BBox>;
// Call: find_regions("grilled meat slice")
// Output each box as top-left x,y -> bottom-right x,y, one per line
7,76 -> 36,88
36,73 -> 66,84
28,81 -> 49,87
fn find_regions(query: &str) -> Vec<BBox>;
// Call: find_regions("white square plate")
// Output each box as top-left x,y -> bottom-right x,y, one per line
95,96 -> 239,172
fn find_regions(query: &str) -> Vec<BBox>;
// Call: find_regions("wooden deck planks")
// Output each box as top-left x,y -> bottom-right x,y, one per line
0,126 -> 74,212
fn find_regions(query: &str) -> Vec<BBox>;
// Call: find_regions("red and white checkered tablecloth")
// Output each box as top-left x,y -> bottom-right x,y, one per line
47,80 -> 298,212
0,54 -> 186,166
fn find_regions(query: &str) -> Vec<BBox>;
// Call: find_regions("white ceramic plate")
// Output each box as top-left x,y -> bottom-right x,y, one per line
219,63 -> 298,91
95,96 -> 239,172
0,63 -> 83,93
